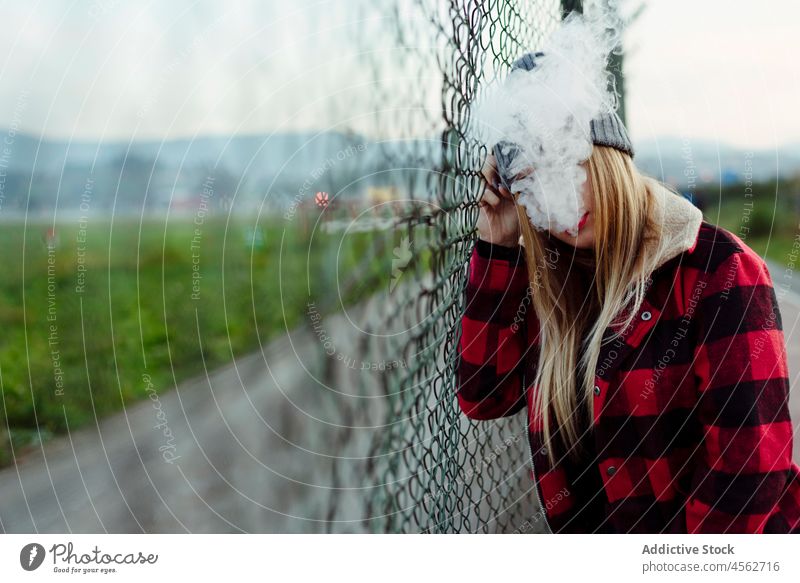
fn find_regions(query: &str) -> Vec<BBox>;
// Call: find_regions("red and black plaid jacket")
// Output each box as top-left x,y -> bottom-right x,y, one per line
456,223 -> 800,533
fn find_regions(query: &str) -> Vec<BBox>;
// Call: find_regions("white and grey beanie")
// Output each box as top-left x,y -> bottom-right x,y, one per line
510,50 -> 634,158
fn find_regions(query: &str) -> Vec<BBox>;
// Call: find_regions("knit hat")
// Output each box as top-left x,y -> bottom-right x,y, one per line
509,50 -> 634,158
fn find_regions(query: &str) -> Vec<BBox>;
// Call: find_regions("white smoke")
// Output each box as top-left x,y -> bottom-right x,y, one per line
469,6 -> 624,235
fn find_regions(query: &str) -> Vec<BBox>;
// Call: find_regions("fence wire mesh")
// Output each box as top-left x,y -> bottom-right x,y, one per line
310,0 -> 588,534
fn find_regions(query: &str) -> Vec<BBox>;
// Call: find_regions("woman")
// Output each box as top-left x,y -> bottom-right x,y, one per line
455,79 -> 800,533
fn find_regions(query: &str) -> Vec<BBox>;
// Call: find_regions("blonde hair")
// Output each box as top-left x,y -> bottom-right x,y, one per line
516,145 -> 664,466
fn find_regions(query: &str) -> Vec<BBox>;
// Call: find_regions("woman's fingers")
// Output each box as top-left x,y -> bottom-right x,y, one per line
481,171 -> 513,202
480,188 -> 500,208
481,151 -> 497,177
480,150 -> 519,202
481,153 -> 502,189
497,185 -> 513,199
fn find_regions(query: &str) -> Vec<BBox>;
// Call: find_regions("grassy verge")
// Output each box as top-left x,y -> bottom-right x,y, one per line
0,211 -> 426,466
701,180 -> 799,266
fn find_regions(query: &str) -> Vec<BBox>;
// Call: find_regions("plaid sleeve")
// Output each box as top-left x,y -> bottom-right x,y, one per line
686,247 -> 794,533
455,238 -> 535,420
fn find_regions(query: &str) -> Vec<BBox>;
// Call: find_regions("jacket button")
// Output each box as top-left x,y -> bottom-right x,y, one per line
539,447 -> 548,456
593,385 -> 601,396
641,310 -> 652,321
606,466 -> 617,476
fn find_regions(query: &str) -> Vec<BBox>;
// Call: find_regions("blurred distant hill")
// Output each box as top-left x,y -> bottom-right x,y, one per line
635,137 -> 800,189
0,130 -> 439,218
1,130 -> 797,218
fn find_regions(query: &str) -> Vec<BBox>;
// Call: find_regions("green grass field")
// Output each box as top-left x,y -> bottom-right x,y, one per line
0,210 -> 420,466
703,185 -> 800,265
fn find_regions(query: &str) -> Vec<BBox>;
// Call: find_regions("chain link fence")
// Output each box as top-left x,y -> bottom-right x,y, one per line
308,0 -> 609,534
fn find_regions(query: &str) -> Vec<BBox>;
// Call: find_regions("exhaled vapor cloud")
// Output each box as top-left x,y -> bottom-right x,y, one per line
469,5 -> 623,235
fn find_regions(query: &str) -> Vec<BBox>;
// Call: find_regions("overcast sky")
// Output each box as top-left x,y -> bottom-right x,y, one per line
0,0 -> 797,150
624,0 -> 800,149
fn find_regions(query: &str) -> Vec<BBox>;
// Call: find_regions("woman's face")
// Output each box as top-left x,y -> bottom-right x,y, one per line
546,162 -> 595,249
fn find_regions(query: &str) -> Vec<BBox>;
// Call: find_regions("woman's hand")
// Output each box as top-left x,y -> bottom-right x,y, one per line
477,151 -> 521,247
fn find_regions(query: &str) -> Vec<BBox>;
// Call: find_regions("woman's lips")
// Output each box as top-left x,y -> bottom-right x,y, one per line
577,211 -> 589,231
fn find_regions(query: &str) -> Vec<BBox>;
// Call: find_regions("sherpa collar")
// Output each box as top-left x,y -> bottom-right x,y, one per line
644,177 -> 704,272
